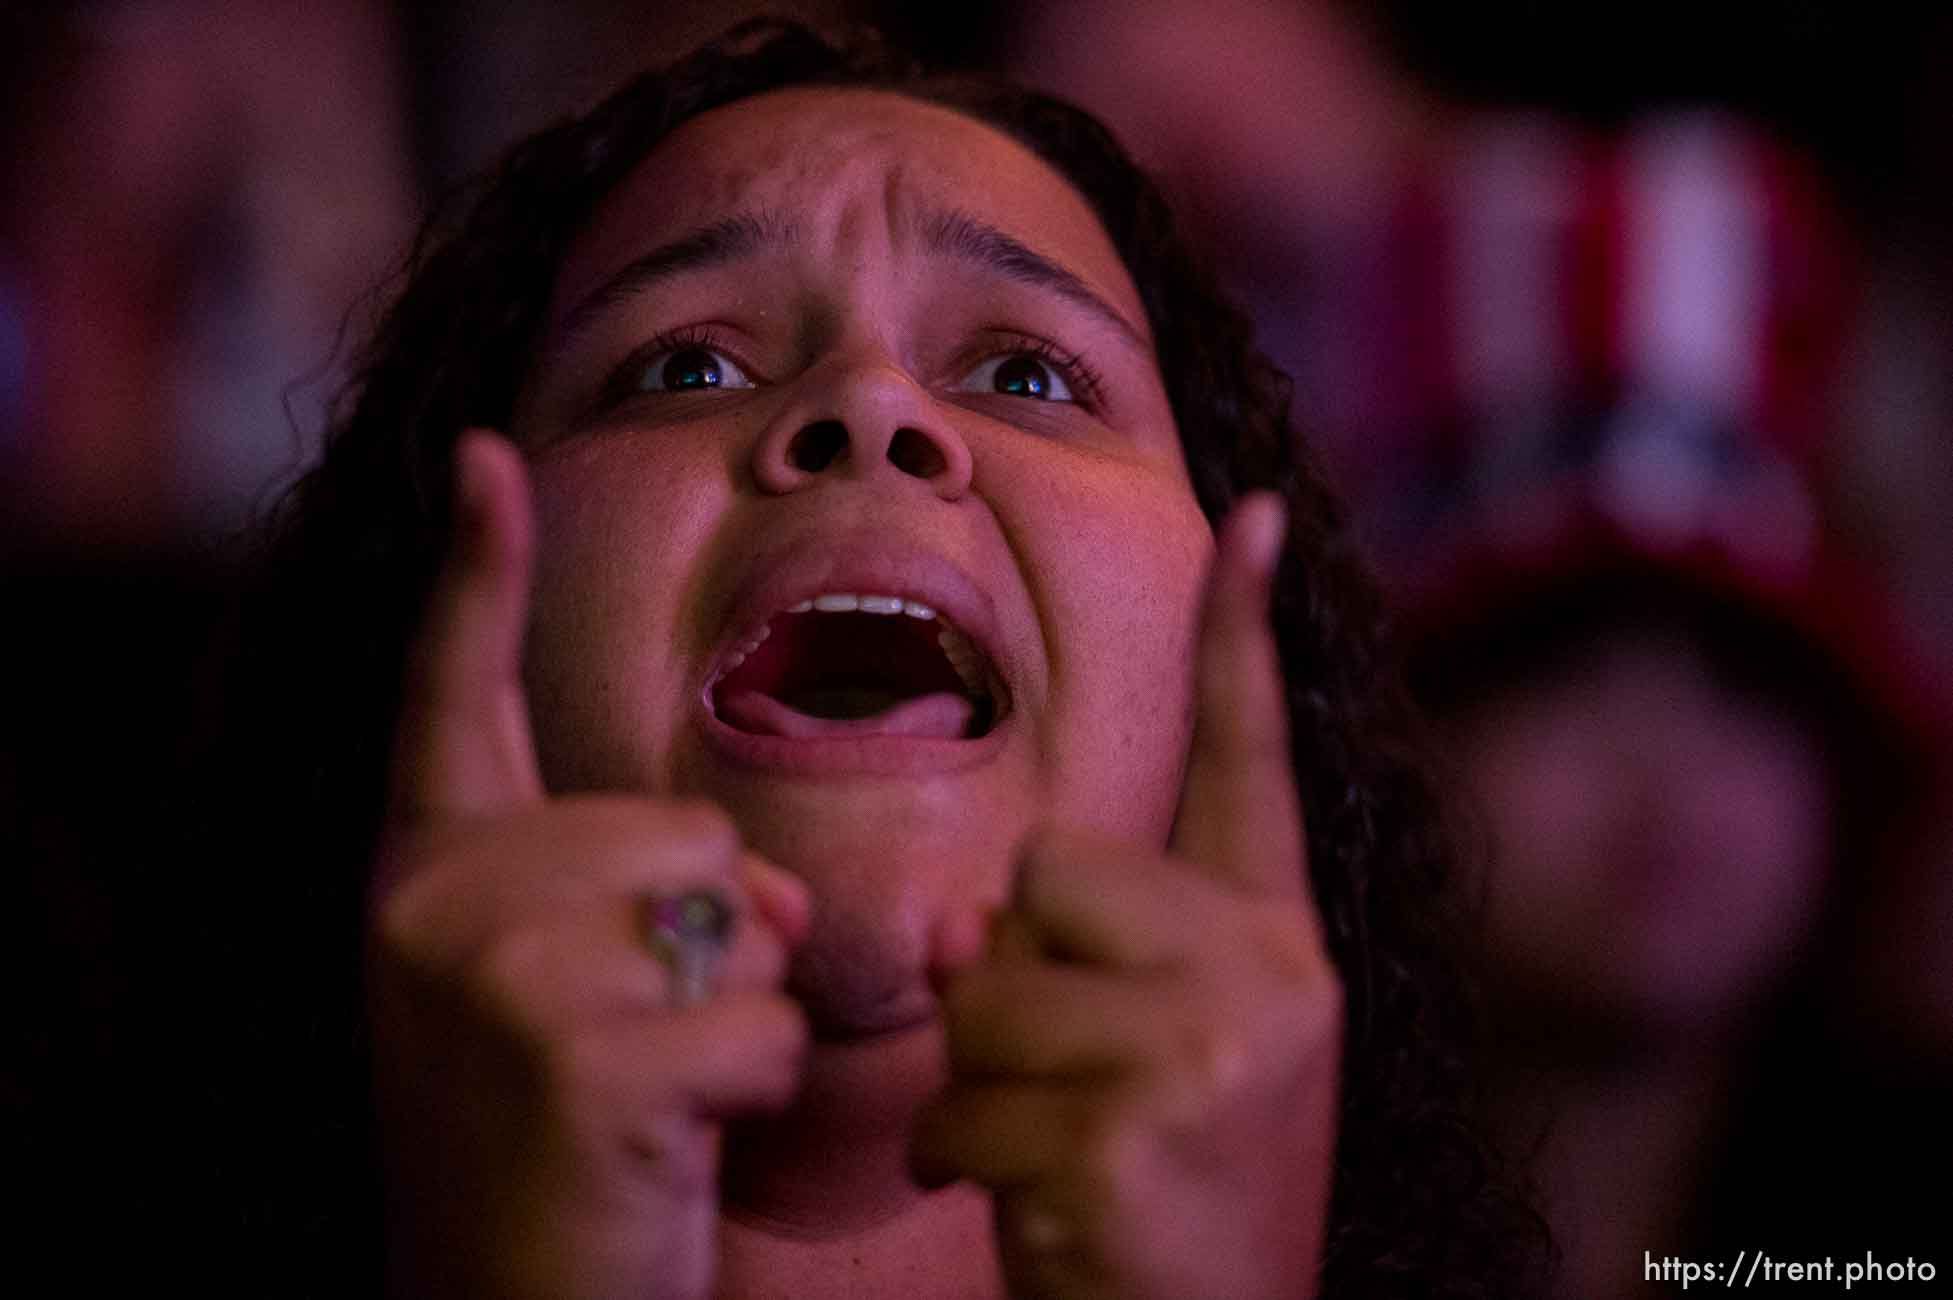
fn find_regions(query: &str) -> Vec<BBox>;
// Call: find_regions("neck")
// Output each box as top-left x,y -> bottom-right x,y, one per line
718,1024 -> 1004,1300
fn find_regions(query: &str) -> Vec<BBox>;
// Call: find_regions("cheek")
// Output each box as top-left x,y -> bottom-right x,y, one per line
1001,459 -> 1212,843
520,442 -> 729,791
1674,715 -> 1834,967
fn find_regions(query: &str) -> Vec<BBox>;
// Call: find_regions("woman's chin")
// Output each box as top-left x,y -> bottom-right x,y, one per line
786,925 -> 941,1042
798,991 -> 941,1044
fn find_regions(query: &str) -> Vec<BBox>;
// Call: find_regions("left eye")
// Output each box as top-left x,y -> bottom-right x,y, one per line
635,345 -> 755,393
955,352 -> 1075,403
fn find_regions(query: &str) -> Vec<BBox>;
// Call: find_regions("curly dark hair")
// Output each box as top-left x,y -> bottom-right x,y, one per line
209,18 -> 1543,1296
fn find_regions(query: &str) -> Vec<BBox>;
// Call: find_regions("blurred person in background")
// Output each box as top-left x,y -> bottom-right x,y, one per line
1357,115 -> 1950,1299
953,0 -> 1953,682
0,0 -> 414,1275
1,0 -> 415,547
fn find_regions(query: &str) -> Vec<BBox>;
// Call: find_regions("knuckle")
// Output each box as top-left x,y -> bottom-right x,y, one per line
658,798 -> 740,855
709,990 -> 806,1047
719,995 -> 810,1103
369,823 -> 443,911
625,1111 -> 714,1194
1238,914 -> 1343,1048
474,926 -> 554,1007
619,1109 -> 677,1170
1173,1020 -> 1253,1101
1283,969 -> 1346,1050
733,925 -> 789,989
1250,973 -> 1344,1088
465,934 -> 574,1065
1252,904 -> 1334,985
762,999 -> 813,1081
552,1023 -> 617,1099
753,994 -> 811,1055
369,850 -> 466,971
1078,1102 -> 1153,1201
369,876 -> 431,960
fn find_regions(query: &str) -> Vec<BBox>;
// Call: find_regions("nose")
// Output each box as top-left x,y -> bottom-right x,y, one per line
750,356 -> 972,500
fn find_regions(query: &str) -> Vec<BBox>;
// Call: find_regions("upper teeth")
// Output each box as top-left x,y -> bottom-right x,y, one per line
936,624 -> 987,694
724,593 -> 998,701
788,594 -> 938,619
720,619 -> 771,672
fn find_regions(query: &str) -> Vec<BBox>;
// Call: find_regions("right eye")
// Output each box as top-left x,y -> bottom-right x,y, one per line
633,344 -> 755,393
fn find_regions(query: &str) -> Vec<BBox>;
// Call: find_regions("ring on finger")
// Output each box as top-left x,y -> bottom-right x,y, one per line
641,889 -> 735,1007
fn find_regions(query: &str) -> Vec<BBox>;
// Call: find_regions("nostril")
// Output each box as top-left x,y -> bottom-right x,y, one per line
787,420 -> 847,473
887,427 -> 947,479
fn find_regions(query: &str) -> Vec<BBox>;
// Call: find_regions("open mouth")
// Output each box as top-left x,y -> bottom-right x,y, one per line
707,593 -> 1009,742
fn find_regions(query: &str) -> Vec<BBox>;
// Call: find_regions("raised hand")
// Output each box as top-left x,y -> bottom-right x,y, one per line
914,495 -> 1342,1300
367,431 -> 811,1300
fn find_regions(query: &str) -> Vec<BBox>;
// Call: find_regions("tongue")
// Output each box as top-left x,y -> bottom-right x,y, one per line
717,689 -> 977,740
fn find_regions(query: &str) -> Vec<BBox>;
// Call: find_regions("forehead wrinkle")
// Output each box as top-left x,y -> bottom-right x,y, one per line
538,89 -> 1158,379
878,158 -> 928,262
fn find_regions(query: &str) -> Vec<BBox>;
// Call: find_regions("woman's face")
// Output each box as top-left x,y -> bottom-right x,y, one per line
1449,625 -> 1834,1041
510,88 -> 1212,1037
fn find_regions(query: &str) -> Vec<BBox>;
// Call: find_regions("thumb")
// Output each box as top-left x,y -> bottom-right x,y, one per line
1169,493 -> 1309,899
388,429 -> 547,822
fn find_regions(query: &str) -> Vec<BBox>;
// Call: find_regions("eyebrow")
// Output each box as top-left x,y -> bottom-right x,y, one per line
550,210 -> 793,349
547,203 -> 1152,360
918,208 -> 1151,351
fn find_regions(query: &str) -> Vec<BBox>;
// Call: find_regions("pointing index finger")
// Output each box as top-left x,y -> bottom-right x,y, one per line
1169,493 -> 1309,899
388,430 -> 547,821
